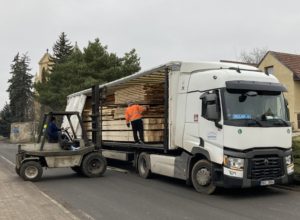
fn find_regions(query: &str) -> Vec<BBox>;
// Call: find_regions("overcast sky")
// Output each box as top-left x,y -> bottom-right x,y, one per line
1,0 -> 300,110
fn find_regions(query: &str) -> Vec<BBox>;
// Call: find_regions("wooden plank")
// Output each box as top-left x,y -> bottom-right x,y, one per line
103,130 -> 163,137
102,118 -> 164,126
102,124 -> 164,130
114,83 -> 164,104
102,130 -> 164,143
102,136 -> 163,142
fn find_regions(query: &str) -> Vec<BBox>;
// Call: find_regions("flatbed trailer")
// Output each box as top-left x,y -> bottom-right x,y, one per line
67,61 -> 294,194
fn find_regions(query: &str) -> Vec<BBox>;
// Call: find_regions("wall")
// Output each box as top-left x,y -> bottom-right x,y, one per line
10,122 -> 37,143
293,81 -> 300,129
258,54 -> 297,129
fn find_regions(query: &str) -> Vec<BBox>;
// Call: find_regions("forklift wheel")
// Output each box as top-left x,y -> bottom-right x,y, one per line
15,167 -> 20,176
20,161 -> 43,182
81,153 -> 107,177
71,166 -> 83,175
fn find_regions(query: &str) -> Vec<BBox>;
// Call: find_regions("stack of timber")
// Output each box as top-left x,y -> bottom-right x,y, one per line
112,105 -> 164,119
103,94 -> 115,105
102,118 -> 164,142
114,83 -> 164,104
82,83 -> 165,143
83,109 -> 165,142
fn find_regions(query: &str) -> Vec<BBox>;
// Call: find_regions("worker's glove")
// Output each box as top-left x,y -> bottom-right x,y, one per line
127,123 -> 130,128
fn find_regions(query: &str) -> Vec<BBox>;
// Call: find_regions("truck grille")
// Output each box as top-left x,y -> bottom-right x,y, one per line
248,156 -> 283,180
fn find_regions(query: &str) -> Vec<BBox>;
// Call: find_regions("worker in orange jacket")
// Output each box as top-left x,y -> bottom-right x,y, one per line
125,101 -> 147,144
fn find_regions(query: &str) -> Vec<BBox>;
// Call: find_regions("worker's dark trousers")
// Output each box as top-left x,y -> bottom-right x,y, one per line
131,119 -> 144,142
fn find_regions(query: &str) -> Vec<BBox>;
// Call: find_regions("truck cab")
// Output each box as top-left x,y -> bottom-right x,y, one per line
176,63 -> 293,192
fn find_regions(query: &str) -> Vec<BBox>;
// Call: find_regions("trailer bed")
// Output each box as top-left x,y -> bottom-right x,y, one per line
102,141 -> 164,150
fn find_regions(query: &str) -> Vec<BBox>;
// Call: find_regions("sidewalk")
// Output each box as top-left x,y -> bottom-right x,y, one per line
0,158 -> 79,220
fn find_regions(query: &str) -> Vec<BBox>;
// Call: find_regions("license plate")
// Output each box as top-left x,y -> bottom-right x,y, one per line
260,180 -> 275,186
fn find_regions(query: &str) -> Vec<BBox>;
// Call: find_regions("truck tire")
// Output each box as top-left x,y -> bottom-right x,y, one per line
71,166 -> 83,175
191,160 -> 216,194
15,166 -> 20,176
81,152 -> 107,177
138,153 -> 152,179
20,161 -> 43,182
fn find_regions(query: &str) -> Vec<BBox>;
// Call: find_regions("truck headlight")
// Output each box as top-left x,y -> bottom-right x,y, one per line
224,155 -> 244,170
285,155 -> 292,165
285,155 -> 294,174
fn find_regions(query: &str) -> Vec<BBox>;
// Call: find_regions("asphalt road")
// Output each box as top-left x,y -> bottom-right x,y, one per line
1,142 -> 300,220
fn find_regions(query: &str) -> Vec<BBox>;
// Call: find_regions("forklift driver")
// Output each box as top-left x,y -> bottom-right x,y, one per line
47,116 -> 61,143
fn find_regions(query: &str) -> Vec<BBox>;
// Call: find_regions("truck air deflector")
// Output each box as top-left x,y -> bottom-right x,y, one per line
226,80 -> 287,92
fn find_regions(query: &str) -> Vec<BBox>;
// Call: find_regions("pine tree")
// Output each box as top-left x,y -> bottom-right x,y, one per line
35,38 -> 140,111
0,103 -> 12,137
51,32 -> 73,64
7,53 -> 33,122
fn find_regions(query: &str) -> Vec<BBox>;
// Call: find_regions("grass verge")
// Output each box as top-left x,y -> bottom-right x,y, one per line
292,136 -> 300,181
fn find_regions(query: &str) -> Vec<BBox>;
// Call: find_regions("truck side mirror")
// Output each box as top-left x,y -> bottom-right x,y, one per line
200,93 -> 220,121
200,92 -> 222,129
200,93 -> 217,102
206,103 -> 219,121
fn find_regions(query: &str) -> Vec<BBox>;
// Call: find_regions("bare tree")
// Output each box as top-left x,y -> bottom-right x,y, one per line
239,47 -> 268,65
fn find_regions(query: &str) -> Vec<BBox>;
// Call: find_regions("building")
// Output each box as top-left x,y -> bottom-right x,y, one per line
34,50 -> 52,83
258,51 -> 300,130
33,50 -> 53,123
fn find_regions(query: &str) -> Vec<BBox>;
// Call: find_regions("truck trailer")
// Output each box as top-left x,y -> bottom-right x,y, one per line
66,61 -> 294,194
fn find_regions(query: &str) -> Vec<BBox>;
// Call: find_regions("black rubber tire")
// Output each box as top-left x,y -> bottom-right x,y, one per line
137,152 -> 152,179
71,166 -> 83,175
191,159 -> 216,194
15,166 -> 20,176
81,153 -> 107,177
20,161 -> 43,182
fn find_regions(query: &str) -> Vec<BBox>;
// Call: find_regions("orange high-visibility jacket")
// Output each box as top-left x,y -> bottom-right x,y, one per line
125,105 -> 146,123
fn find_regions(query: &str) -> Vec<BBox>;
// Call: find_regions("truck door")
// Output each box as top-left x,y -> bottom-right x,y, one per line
183,92 -> 201,150
198,90 -> 223,164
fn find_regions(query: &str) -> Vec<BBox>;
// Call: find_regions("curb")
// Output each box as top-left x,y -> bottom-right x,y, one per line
272,176 -> 300,191
273,184 -> 300,192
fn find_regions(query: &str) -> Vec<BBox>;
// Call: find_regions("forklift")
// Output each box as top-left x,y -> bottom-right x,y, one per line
15,86 -> 107,181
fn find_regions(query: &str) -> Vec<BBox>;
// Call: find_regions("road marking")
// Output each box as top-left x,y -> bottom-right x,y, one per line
78,209 -> 96,220
0,154 -> 92,220
0,155 -> 15,166
38,190 -> 80,220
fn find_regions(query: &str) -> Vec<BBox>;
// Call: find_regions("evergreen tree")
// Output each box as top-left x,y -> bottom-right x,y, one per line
35,38 -> 140,111
51,32 -> 73,64
0,103 -> 12,137
7,53 -> 33,122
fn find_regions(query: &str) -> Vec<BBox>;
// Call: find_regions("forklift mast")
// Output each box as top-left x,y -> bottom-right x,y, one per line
91,85 -> 103,150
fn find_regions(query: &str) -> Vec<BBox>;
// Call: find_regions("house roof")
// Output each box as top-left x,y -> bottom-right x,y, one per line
260,51 -> 300,80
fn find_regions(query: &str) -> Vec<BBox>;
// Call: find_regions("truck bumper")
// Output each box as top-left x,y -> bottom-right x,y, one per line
220,172 -> 294,188
213,147 -> 294,188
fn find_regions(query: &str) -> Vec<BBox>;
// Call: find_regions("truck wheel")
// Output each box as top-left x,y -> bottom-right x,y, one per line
20,161 -> 43,182
138,153 -> 152,179
71,166 -> 83,175
191,160 -> 216,194
81,153 -> 107,177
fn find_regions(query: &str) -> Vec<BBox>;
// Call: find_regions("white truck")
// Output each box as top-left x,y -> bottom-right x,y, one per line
67,61 -> 294,194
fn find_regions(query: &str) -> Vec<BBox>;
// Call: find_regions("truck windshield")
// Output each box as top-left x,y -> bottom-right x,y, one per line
223,89 -> 289,127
